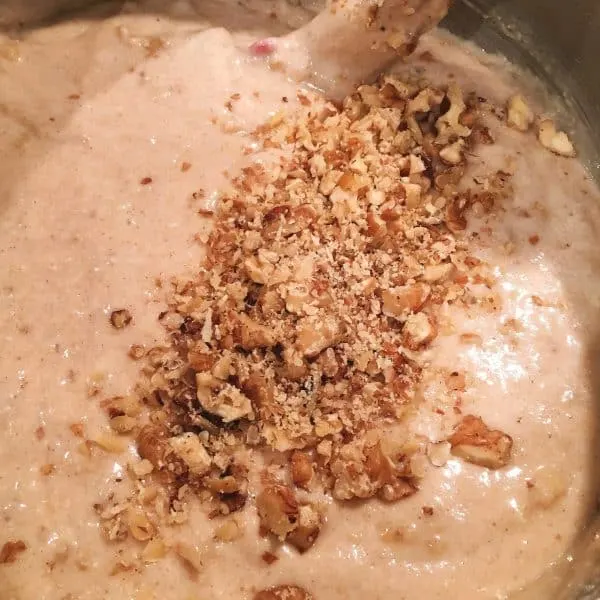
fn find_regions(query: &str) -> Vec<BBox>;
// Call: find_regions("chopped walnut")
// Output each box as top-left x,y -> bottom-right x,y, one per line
290,451 -> 313,489
295,315 -> 344,358
109,415 -> 137,434
128,344 -> 146,360
236,313 -> 278,349
127,508 -> 155,541
423,263 -> 454,283
214,518 -> 243,542
136,425 -> 174,469
256,484 -> 299,539
254,586 -> 313,600
439,139 -> 465,166
537,119 -> 576,157
0,540 -> 27,564
169,433 -> 212,476
382,283 -> 430,320
402,312 -> 437,349
245,255 -> 275,284
436,83 -> 471,142
94,433 -> 128,454
331,439 -> 417,502
448,415 -> 513,469
286,504 -> 322,553
110,309 -> 133,329
506,95 -> 534,132
130,459 -> 154,478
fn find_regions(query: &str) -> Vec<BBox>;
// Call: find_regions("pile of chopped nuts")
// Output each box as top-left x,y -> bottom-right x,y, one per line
96,74 -> 520,583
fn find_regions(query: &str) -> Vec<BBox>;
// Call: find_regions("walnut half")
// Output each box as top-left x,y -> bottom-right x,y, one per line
448,415 -> 513,469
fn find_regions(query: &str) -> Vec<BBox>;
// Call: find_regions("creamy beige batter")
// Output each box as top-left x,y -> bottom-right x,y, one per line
1,2 -> 599,600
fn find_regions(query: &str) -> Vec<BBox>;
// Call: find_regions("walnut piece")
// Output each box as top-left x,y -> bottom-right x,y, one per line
197,380 -> 254,423
402,312 -> 437,349
526,466 -> 568,510
256,485 -> 299,539
127,507 -> 155,541
93,433 -> 128,454
169,433 -> 212,476
382,283 -> 430,320
236,313 -> 278,349
290,451 -> 313,489
0,540 -> 27,564
295,315 -> 344,358
331,439 -> 417,502
173,542 -> 203,574
214,518 -> 243,542
109,415 -> 137,434
537,119 -> 576,157
448,415 -> 513,469
96,72 -> 510,560
286,504 -> 322,553
506,95 -> 534,132
136,425 -> 174,469
110,309 -> 133,329
254,586 -> 313,600
439,139 -> 465,166
436,83 -> 470,142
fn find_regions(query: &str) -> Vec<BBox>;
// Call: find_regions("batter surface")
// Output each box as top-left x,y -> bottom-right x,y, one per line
1,2 -> 599,600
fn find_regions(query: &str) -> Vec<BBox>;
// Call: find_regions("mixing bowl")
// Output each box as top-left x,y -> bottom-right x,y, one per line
0,0 -> 598,597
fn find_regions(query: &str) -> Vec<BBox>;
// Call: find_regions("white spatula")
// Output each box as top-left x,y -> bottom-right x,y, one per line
250,0 -> 452,96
